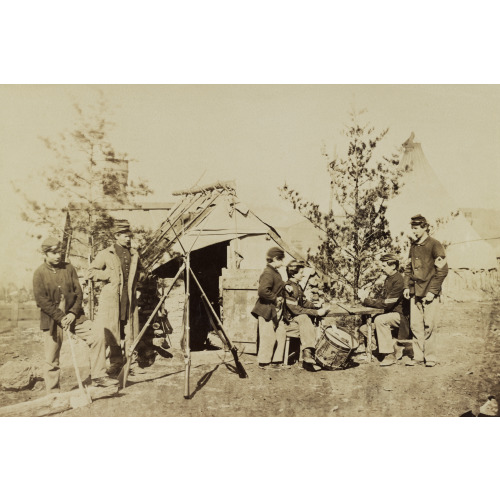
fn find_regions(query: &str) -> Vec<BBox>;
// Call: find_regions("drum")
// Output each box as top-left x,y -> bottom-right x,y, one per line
315,326 -> 359,370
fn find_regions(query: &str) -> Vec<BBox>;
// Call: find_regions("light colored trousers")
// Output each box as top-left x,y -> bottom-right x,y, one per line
285,314 -> 317,351
410,297 -> 440,363
374,312 -> 401,354
257,316 -> 286,364
359,312 -> 400,354
43,320 -> 107,392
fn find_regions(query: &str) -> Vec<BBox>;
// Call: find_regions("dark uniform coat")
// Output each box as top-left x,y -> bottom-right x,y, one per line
33,262 -> 86,331
403,236 -> 448,297
251,264 -> 285,323
362,272 -> 410,340
283,280 -> 321,324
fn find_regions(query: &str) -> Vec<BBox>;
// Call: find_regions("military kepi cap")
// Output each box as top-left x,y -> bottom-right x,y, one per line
113,219 -> 132,234
42,237 -> 62,253
287,259 -> 306,270
266,246 -> 285,259
380,253 -> 399,262
410,214 -> 427,226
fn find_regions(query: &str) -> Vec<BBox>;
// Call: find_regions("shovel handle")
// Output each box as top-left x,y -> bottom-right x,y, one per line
65,328 -> 92,405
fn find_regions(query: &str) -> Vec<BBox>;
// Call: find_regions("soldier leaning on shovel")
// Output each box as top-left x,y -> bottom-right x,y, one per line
32,237 -> 118,393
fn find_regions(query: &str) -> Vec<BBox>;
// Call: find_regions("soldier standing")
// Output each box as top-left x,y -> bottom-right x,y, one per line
33,237 -> 117,392
403,215 -> 448,367
87,220 -> 141,376
251,247 -> 288,370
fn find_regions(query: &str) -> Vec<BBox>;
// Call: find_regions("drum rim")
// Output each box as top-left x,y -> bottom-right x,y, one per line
321,325 -> 359,349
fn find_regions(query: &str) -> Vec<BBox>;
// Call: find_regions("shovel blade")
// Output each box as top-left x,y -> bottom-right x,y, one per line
117,359 -> 131,389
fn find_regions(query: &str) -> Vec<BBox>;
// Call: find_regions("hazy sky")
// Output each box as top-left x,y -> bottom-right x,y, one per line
2,85 -> 499,208
1,84 -> 499,284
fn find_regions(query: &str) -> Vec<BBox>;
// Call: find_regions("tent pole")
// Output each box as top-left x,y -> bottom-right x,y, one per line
119,263 -> 185,389
183,252 -> 191,399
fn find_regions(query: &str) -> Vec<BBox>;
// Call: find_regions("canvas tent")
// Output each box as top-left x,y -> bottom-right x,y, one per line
143,181 -> 310,353
61,181 -> 312,353
387,134 -> 498,297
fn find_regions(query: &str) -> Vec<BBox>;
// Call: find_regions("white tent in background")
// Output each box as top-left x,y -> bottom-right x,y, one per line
387,134 -> 497,271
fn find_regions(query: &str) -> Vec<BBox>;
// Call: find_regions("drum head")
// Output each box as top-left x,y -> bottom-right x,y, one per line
323,326 -> 359,349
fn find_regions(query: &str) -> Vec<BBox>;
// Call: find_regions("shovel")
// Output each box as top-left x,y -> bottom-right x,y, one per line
65,326 -> 93,407
59,291 -> 92,407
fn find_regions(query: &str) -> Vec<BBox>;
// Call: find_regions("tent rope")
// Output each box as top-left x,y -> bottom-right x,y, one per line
448,236 -> 500,246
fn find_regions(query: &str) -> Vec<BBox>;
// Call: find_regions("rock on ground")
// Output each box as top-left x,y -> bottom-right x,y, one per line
0,360 -> 41,391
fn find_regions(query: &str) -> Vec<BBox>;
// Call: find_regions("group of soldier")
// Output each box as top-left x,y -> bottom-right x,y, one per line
252,214 -> 449,371
33,220 -> 140,392
32,212 -> 448,393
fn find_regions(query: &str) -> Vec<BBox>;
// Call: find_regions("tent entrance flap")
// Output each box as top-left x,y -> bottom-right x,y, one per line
188,241 -> 228,350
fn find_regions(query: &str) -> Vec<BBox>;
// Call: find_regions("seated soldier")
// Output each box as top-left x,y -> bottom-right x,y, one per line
357,253 -> 409,367
283,260 -> 328,370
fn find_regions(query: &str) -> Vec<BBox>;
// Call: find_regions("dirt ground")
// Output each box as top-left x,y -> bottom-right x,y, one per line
1,297 -> 499,417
